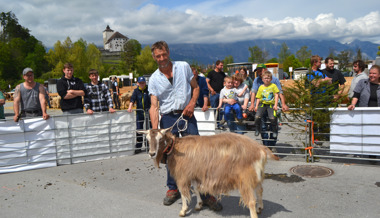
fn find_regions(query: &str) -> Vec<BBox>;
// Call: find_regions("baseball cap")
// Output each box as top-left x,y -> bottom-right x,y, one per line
137,77 -> 146,82
23,68 -> 34,75
256,64 -> 267,69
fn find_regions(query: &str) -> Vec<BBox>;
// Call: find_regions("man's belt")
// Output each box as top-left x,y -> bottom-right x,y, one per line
169,110 -> 183,115
24,109 -> 42,113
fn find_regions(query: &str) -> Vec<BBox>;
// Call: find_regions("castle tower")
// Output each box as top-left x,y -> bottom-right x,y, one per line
103,25 -> 114,49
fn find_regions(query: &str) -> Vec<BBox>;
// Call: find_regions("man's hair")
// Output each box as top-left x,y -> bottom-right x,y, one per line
88,69 -> 98,76
325,57 -> 334,64
63,63 -> 73,69
232,73 -> 244,83
215,60 -> 223,66
311,55 -> 321,66
353,60 -> 365,72
224,76 -> 232,82
151,41 -> 169,54
191,66 -> 198,72
370,65 -> 380,74
262,70 -> 273,79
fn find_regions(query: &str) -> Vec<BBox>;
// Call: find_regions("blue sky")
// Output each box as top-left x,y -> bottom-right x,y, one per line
1,0 -> 380,47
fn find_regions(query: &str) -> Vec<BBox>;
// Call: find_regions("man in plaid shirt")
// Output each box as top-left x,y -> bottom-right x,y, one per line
84,69 -> 116,114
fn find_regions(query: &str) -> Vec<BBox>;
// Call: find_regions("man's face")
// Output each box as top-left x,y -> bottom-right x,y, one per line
23,72 -> 34,83
369,68 -> 380,83
63,67 -> 74,79
192,69 -> 198,78
257,69 -> 264,78
315,59 -> 322,68
353,64 -> 360,73
326,60 -> 335,70
152,47 -> 170,69
89,73 -> 98,84
216,63 -> 224,71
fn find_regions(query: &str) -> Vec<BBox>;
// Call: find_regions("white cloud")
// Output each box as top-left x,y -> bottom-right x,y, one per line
1,0 -> 379,47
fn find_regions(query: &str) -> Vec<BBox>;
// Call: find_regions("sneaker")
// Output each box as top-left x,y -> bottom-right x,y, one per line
255,129 -> 260,136
203,196 -> 223,211
163,189 -> 180,205
270,147 -> 278,153
272,132 -> 278,138
217,126 -> 226,130
219,119 -> 226,125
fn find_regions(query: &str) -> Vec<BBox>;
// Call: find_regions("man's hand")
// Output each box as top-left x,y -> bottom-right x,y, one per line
109,108 -> 116,113
202,104 -> 208,112
86,109 -> 94,115
183,103 -> 195,117
42,113 -> 50,120
248,104 -> 255,112
282,103 -> 289,112
127,107 -> 133,113
13,114 -> 20,122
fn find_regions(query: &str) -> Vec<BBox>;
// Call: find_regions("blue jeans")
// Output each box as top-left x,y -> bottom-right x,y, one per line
160,112 -> 199,190
227,119 -> 246,134
210,93 -> 223,125
261,110 -> 277,146
224,103 -> 242,120
136,110 -> 151,149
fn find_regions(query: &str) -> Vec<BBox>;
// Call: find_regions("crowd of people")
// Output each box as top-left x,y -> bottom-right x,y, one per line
1,40 -> 380,214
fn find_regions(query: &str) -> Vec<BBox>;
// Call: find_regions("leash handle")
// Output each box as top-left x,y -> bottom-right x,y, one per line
170,113 -> 188,132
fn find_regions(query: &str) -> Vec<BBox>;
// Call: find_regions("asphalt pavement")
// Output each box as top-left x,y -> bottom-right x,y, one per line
1,153 -> 379,218
1,101 -> 380,218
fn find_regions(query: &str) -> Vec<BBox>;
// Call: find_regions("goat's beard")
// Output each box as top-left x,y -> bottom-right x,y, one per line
154,150 -> 164,168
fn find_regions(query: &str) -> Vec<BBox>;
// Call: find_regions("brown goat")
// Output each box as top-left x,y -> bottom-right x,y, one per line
137,128 -> 279,218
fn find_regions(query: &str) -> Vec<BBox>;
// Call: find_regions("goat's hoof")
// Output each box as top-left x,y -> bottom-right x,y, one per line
256,207 -> 263,214
195,202 -> 203,211
179,210 -> 186,217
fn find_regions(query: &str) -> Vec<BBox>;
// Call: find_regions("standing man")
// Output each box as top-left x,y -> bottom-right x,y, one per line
322,57 -> 346,98
149,41 -> 221,211
0,89 -> 6,119
57,63 -> 86,114
191,67 -> 209,112
206,60 -> 225,128
13,68 -> 49,121
248,64 -> 289,149
306,55 -> 332,99
127,76 -> 151,154
348,60 -> 368,99
84,69 -> 115,114
111,77 -> 121,110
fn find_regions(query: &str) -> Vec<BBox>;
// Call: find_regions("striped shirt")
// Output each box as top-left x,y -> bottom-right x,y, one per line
84,83 -> 113,112
148,61 -> 193,114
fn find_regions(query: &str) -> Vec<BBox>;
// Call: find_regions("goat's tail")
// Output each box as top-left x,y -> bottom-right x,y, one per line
264,146 -> 280,161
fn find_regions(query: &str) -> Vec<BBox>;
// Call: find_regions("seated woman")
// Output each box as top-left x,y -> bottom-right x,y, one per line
226,74 -> 250,134
348,65 -> 380,110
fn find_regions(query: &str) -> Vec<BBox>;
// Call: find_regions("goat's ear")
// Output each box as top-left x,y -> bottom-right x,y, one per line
160,127 -> 172,135
136,130 -> 150,135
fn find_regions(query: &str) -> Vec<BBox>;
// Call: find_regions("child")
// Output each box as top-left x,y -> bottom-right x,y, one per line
254,71 -> 279,137
217,76 -> 243,125
127,76 -> 151,154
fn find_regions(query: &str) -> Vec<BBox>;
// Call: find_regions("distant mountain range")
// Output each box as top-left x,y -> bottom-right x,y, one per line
161,39 -> 380,65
